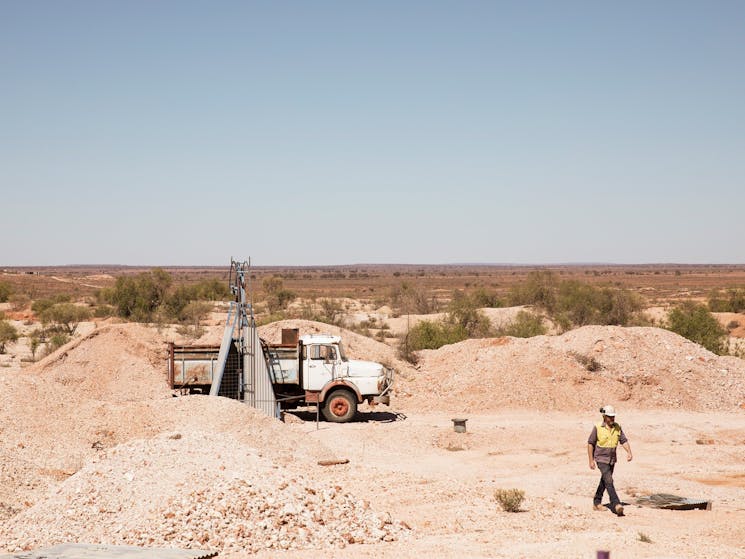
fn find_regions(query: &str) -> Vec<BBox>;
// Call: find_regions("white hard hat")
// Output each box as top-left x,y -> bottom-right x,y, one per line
600,405 -> 616,417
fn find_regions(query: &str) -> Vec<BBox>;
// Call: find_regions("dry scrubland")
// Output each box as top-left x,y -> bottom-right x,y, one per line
1,265 -> 745,558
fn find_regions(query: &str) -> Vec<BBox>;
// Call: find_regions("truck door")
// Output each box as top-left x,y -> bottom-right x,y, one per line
305,344 -> 337,391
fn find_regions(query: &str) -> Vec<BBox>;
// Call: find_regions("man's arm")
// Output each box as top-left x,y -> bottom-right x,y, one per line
621,441 -> 633,461
587,443 -> 596,469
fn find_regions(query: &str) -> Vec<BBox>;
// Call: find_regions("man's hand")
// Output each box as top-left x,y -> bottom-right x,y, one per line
622,442 -> 633,462
589,460 -> 596,470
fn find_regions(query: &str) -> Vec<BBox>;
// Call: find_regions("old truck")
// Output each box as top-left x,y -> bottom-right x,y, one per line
168,327 -> 394,422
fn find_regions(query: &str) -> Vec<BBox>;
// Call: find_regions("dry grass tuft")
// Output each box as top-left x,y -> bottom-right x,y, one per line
494,488 -> 525,512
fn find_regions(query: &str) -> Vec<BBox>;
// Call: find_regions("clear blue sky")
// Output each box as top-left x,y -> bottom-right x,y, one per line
2,1 -> 744,266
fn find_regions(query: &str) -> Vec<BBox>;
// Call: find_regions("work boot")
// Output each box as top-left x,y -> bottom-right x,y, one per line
593,504 -> 605,511
614,504 -> 625,516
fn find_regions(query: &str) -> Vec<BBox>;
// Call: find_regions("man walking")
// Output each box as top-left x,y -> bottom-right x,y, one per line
588,405 -> 632,516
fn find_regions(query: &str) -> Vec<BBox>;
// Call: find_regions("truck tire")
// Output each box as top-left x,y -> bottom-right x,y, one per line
322,389 -> 357,423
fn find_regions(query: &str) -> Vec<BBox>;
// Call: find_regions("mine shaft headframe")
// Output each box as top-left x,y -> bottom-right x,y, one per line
229,257 -> 251,304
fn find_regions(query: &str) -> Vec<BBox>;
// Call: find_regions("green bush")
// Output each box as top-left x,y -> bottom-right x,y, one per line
47,332 -> 71,353
38,303 -> 91,335
390,281 -> 437,315
666,302 -> 728,355
508,271 -> 557,310
708,288 -> 745,313
100,268 -> 172,321
400,320 -> 467,361
494,488 -> 525,512
0,320 -> 19,353
262,276 -> 296,313
0,281 -> 12,303
31,294 -> 72,315
93,304 -> 116,318
470,287 -> 504,308
397,290 -> 496,360
447,290 -> 493,338
180,301 -> 213,337
497,310 -> 547,338
508,272 -> 643,330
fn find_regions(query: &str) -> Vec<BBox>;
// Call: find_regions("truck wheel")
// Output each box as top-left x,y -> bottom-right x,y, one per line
322,389 -> 357,423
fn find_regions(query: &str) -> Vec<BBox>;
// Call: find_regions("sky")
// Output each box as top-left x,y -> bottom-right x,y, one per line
1,1 -> 744,266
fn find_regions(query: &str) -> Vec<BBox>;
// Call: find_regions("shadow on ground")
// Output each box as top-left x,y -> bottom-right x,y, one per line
284,409 -> 407,424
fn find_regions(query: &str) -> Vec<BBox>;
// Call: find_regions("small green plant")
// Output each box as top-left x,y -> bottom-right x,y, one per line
638,532 -> 653,543
494,488 -> 525,512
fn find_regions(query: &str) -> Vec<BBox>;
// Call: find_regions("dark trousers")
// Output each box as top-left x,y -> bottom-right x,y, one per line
593,462 -> 620,507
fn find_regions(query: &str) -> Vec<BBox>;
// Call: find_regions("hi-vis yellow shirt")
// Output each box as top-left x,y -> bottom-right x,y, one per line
588,421 -> 627,464
595,421 -> 622,448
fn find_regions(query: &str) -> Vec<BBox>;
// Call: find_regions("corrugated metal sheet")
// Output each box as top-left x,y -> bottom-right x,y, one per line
0,543 -> 217,559
209,306 -> 239,397
636,493 -> 711,510
243,322 -> 280,419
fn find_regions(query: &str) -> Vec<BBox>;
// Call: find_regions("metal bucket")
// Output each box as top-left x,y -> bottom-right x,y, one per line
452,418 -> 467,433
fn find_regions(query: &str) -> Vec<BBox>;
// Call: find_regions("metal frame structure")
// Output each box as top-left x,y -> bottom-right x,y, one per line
209,259 -> 279,419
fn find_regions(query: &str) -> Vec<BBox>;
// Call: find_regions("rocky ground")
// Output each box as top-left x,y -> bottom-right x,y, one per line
1,316 -> 745,558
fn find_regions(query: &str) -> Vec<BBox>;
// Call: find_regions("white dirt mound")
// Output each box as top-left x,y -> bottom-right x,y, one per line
404,325 -> 745,413
0,323 -> 404,555
0,430 -> 406,555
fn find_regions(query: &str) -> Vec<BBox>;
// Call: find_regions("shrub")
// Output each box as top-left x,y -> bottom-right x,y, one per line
180,301 -> 213,337
390,281 -> 437,315
508,272 -> 643,330
508,271 -> 557,310
666,302 -> 728,355
494,488 -> 525,512
708,288 -> 745,313
262,276 -> 296,313
38,303 -> 92,335
0,320 -> 19,353
93,304 -> 116,318
569,351 -> 602,371
447,291 -> 493,338
496,310 -> 547,338
47,332 -> 71,353
0,281 -> 11,303
470,287 -> 504,308
28,329 -> 44,361
399,320 -> 467,362
101,269 -> 172,321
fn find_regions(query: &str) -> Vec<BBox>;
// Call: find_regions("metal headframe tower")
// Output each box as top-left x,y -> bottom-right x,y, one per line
209,258 -> 279,419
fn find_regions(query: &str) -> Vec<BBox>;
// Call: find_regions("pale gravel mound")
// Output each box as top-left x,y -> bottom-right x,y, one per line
0,324 -> 344,527
407,325 -> 745,414
0,431 -> 405,555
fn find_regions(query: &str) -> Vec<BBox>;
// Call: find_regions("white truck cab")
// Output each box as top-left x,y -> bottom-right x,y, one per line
258,332 -> 393,422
